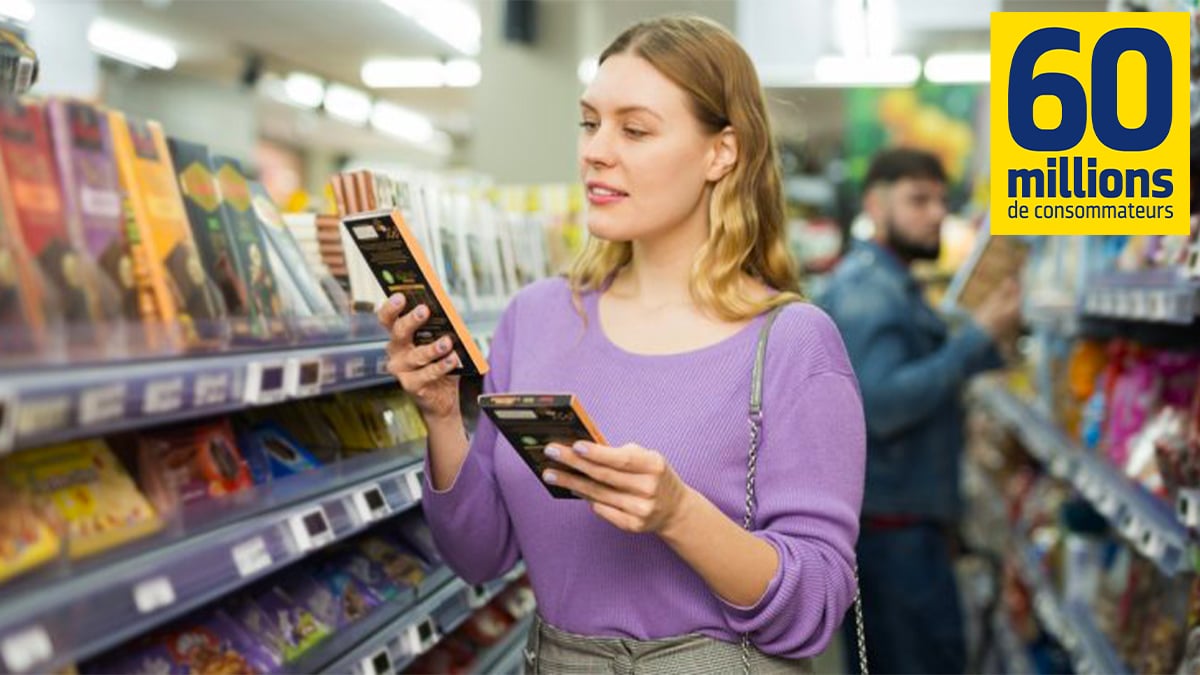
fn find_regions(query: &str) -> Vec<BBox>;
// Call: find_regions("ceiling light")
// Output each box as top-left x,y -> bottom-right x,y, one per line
87,18 -> 178,70
815,55 -> 920,87
324,84 -> 372,125
835,0 -> 867,59
865,0 -> 897,58
924,52 -> 990,83
362,58 -> 443,88
371,101 -> 435,144
443,59 -> 480,87
380,0 -> 481,56
283,72 -> 325,109
0,0 -> 34,24
577,56 -> 599,86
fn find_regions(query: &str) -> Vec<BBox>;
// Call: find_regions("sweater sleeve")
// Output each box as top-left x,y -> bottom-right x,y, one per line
718,310 -> 866,658
420,300 -> 522,585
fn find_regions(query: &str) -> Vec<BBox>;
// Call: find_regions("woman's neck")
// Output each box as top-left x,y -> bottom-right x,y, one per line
610,201 -> 710,310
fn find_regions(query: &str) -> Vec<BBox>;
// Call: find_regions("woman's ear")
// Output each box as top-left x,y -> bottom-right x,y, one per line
706,126 -> 738,182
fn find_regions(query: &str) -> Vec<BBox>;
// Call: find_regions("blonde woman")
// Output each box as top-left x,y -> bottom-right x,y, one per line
379,16 -> 866,673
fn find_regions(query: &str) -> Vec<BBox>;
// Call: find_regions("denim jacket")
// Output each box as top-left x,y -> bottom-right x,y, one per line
816,241 -> 1002,522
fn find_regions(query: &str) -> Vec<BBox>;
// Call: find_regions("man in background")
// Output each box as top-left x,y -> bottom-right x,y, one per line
818,149 -> 1021,674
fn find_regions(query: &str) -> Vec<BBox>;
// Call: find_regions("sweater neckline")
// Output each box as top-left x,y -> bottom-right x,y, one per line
583,288 -> 769,365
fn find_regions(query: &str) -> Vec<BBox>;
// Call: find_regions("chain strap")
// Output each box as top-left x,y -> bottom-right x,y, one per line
741,306 -> 868,675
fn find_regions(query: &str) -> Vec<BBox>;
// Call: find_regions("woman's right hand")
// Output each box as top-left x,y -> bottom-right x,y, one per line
377,293 -> 462,421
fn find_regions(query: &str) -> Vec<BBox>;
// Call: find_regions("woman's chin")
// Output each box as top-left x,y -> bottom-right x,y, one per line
585,217 -> 636,242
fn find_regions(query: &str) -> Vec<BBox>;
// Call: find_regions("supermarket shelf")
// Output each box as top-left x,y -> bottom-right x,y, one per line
973,379 -> 1189,575
471,613 -> 535,675
1016,545 -> 1128,675
312,561 -> 527,675
0,310 -> 503,455
0,448 -> 426,674
1080,269 -> 1200,326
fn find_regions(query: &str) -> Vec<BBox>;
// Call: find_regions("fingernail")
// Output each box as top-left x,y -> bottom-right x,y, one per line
573,442 -> 588,455
416,305 -> 429,319
389,294 -> 405,308
543,470 -> 558,484
544,445 -> 561,459
445,357 -> 457,371
438,337 -> 451,352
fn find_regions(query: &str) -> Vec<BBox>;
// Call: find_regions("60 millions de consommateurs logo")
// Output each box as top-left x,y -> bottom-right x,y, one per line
991,12 -> 1189,236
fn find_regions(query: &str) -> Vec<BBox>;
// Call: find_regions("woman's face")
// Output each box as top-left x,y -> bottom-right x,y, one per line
578,53 -> 729,243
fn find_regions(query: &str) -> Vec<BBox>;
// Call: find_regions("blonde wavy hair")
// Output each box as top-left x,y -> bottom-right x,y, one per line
567,15 -> 804,321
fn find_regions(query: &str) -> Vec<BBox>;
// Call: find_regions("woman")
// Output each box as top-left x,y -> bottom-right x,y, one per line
378,15 -> 865,673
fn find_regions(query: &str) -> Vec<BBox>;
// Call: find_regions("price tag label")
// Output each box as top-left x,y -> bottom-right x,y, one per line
0,388 -> 16,453
1120,513 -> 1142,540
245,362 -> 288,405
1097,491 -> 1120,518
405,468 -> 425,502
361,648 -> 394,675
133,575 -> 176,614
345,357 -> 367,380
403,617 -> 439,655
194,372 -> 231,407
1178,489 -> 1200,528
79,383 -> 126,426
320,357 -> 337,387
232,536 -> 273,578
143,377 -> 185,415
286,358 -> 323,398
468,584 -> 490,609
1141,528 -> 1167,560
352,484 -> 392,524
1,626 -> 52,673
289,506 -> 334,552
15,395 -> 70,437
376,356 -> 390,377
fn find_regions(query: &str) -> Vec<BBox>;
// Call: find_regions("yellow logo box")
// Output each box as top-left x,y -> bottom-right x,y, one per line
990,12 -> 1189,236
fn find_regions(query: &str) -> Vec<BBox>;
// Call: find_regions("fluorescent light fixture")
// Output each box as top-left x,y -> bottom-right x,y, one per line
865,0 -> 896,58
371,100 -> 435,144
444,58 -> 480,87
577,56 -> 599,86
924,52 -> 990,83
87,18 -> 178,70
283,72 -> 325,109
0,0 -> 34,24
380,0 -> 481,56
324,84 -> 372,125
815,55 -> 920,86
362,58 -> 444,88
835,0 -> 867,59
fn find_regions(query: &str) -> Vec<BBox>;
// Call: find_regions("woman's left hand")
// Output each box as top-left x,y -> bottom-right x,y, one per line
542,442 -> 695,534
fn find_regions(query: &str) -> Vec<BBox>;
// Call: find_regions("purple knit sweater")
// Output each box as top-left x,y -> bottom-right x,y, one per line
422,278 -> 865,658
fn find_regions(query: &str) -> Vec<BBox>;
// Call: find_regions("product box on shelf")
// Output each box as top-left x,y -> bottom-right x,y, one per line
1,438 -> 162,559
0,164 -> 53,358
210,154 -> 288,343
249,180 -> 348,339
356,533 -> 431,591
0,98 -> 107,351
0,489 -> 60,585
109,111 -> 227,352
137,418 -> 255,515
236,420 -> 323,483
46,99 -> 129,350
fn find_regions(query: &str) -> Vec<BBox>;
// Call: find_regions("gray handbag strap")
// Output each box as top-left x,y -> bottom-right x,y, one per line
740,304 -> 868,675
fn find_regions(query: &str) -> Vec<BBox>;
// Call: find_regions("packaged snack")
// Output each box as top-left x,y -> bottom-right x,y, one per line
309,557 -> 384,627
160,610 -> 278,674
2,439 -> 160,559
236,421 -> 321,482
138,419 -> 253,513
461,604 -> 515,648
332,549 -> 403,601
356,535 -> 431,590
84,636 -> 176,675
0,490 -> 59,585
0,178 -> 49,356
240,585 -> 330,662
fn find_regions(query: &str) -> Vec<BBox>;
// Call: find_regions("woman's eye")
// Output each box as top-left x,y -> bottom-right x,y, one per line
579,120 -> 599,132
624,127 -> 647,139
